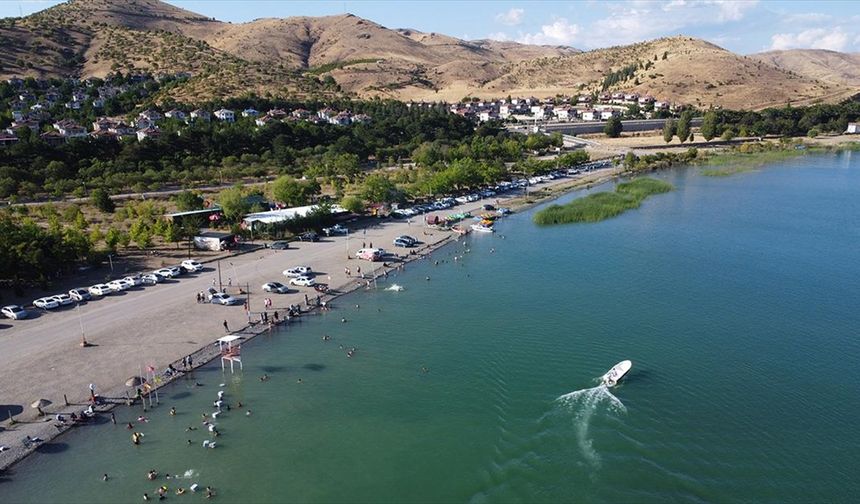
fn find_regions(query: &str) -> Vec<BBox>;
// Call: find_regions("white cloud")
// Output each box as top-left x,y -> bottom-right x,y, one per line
782,12 -> 832,24
517,18 -> 580,46
487,31 -> 510,42
770,28 -> 849,51
711,0 -> 757,22
495,8 -> 524,26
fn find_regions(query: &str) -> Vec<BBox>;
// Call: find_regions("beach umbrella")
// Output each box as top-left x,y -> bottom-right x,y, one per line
125,376 -> 146,387
31,398 -> 51,416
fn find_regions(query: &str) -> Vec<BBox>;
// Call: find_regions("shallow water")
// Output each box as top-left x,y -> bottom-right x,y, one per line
2,152 -> 860,503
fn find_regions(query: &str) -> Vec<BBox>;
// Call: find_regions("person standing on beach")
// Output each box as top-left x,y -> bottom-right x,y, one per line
223,320 -> 229,333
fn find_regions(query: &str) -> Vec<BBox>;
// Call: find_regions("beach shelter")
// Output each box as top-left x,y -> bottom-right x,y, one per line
218,335 -> 243,373
31,398 -> 51,416
125,376 -> 146,387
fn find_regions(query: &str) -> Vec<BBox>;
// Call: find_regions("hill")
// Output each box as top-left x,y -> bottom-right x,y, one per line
750,49 -> 860,87
0,0 -> 856,109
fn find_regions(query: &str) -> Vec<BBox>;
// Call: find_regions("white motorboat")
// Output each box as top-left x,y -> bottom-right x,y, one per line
601,360 -> 632,387
470,223 -> 494,233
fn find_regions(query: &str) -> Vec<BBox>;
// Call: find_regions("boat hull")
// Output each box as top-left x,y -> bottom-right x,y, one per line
602,360 -> 632,386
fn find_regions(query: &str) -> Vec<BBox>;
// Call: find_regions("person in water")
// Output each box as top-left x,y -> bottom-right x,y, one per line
169,407 -> 176,416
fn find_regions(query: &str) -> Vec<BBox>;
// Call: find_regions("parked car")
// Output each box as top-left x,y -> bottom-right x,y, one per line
283,266 -> 313,277
323,224 -> 348,236
69,288 -> 92,302
50,293 -> 75,306
289,276 -> 316,287
123,274 -> 143,287
33,297 -> 60,310
355,248 -> 385,261
262,282 -> 290,294
270,241 -> 290,250
298,231 -> 319,242
393,238 -> 413,248
141,273 -> 162,285
107,279 -> 132,292
155,267 -> 181,278
88,284 -> 113,297
396,235 -> 417,246
181,259 -> 203,273
1,305 -> 29,320
210,292 -> 242,306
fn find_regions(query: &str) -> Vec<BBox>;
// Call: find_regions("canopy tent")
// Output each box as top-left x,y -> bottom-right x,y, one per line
242,204 -> 348,226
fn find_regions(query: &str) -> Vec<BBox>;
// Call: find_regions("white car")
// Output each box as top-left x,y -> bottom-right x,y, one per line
50,293 -> 75,306
210,292 -> 241,306
289,276 -> 316,287
123,275 -> 143,287
141,273 -> 161,285
107,279 -> 132,292
88,284 -> 113,297
283,266 -> 312,277
68,288 -> 92,302
155,267 -> 180,278
33,297 -> 60,310
181,259 -> 203,272
262,282 -> 290,294
1,305 -> 29,320
323,224 -> 348,236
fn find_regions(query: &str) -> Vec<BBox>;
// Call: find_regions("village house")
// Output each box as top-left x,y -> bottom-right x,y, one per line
478,111 -> 498,122
138,109 -> 163,122
638,95 -> 655,105
53,119 -> 88,138
165,109 -> 187,121
352,113 -> 371,124
266,108 -> 288,119
581,110 -> 599,121
64,101 -> 82,110
189,109 -> 211,122
330,111 -> 353,126
134,117 -> 155,130
654,101 -> 669,110
846,123 -> 859,134
255,115 -> 275,127
242,108 -> 259,118
92,97 -> 105,108
577,95 -> 592,105
39,130 -> 66,146
600,110 -> 619,120
136,127 -> 161,142
555,107 -> 575,121
7,77 -> 24,88
0,131 -> 19,147
9,119 -> 40,133
214,108 -> 235,122
624,93 -> 640,104
291,108 -> 311,119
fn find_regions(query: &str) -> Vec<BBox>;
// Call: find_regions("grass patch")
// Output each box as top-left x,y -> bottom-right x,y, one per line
700,166 -> 755,177
307,58 -> 379,75
534,177 -> 673,225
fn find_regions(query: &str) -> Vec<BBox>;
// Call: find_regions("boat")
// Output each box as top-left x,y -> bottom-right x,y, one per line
451,224 -> 470,235
470,223 -> 494,233
601,360 -> 632,387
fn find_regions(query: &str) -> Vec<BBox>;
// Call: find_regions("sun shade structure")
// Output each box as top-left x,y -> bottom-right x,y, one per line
218,335 -> 243,373
31,398 -> 52,416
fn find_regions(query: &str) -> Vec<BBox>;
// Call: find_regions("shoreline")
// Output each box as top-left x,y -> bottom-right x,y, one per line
0,165 -> 620,473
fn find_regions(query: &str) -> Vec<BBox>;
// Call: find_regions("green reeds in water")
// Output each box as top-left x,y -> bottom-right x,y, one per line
534,178 -> 674,225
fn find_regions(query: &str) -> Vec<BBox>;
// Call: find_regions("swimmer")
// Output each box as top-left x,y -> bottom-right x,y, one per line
143,493 -> 150,501
185,426 -> 197,431
176,488 -> 186,496
103,474 -> 109,481
246,410 -> 252,416
259,374 -> 269,382
217,390 -> 225,399
297,378 -> 303,384
137,416 -> 149,422
421,366 -> 430,374
147,469 -> 158,480
195,382 -> 203,387
355,304 -> 360,309
126,422 -> 134,430
187,439 -> 192,445
341,318 -> 347,323
426,276 -> 431,281
237,402 -> 243,408
169,407 -> 176,416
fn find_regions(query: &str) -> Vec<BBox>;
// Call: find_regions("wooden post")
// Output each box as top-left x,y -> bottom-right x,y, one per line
64,394 -> 69,406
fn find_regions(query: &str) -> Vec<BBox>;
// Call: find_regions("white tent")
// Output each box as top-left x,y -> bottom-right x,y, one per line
243,204 -> 348,226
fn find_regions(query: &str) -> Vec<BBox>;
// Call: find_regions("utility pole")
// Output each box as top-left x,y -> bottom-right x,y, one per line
218,261 -> 223,291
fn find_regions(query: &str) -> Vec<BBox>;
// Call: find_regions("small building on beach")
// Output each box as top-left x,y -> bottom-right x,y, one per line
193,231 -> 237,251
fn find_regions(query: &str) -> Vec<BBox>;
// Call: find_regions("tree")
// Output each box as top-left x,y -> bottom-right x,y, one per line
604,116 -> 623,138
104,227 -> 121,252
663,118 -> 676,143
676,111 -> 693,144
721,128 -> 735,141
361,174 -> 398,204
174,190 -> 204,211
271,176 -> 321,207
340,195 -> 365,214
700,110 -> 718,141
91,188 -> 115,213
218,185 -> 251,222
161,220 -> 181,247
129,219 -> 152,249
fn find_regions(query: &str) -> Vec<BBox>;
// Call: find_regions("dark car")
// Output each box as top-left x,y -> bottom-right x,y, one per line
270,241 -> 290,250
298,232 -> 319,242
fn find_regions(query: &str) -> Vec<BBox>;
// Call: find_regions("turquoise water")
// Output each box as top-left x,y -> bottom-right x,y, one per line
2,152 -> 860,503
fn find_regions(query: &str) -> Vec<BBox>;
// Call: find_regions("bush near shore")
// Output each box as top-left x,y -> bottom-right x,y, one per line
534,177 -> 673,225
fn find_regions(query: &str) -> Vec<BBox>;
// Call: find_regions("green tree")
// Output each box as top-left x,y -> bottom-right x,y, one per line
721,128 -> 735,141
88,227 -> 104,247
271,176 -> 321,207
218,185 -> 251,222
604,116 -> 623,138
104,227 -> 121,252
117,231 -> 131,250
360,174 -> 398,204
129,219 -> 152,249
663,118 -> 677,143
91,188 -> 115,213
340,195 -> 365,214
174,190 -> 204,211
161,220 -> 181,247
676,111 -> 693,144
700,110 -> 718,141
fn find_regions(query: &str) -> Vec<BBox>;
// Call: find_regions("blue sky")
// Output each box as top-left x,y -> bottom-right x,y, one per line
4,1 -> 860,54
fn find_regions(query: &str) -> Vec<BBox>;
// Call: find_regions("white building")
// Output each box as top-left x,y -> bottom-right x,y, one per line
214,109 -> 235,122
846,123 -> 859,134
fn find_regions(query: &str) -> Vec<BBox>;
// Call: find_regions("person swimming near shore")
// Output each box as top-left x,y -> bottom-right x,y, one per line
260,374 -> 269,382
137,416 -> 149,422
175,488 -> 186,496
169,407 -> 176,416
132,432 -> 144,445
421,367 -> 430,374
147,469 -> 158,480
341,318 -> 347,323
297,378 -> 303,384
103,474 -> 109,481
246,410 -> 252,416
126,422 -> 134,430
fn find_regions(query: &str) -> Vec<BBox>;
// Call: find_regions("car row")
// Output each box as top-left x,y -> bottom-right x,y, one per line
2,259 -> 207,321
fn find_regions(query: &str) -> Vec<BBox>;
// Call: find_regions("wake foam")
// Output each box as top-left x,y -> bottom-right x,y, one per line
555,385 -> 627,467
385,284 -> 404,291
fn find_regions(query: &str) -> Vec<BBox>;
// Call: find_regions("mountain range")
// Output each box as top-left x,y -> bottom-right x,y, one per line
0,0 -> 857,109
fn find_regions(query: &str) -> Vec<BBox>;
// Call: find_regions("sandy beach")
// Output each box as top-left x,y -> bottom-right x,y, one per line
0,165 -> 619,469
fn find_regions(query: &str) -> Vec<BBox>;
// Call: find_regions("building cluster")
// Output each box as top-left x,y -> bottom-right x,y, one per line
443,92 -> 675,123
1,74 -> 371,148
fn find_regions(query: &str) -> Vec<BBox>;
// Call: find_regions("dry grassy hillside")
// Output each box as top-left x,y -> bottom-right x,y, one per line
751,49 -> 860,87
0,0 -> 855,109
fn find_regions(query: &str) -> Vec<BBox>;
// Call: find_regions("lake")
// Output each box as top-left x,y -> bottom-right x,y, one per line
2,151 -> 859,503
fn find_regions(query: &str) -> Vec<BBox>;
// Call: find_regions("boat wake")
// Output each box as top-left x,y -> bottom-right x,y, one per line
555,385 -> 626,467
385,284 -> 405,291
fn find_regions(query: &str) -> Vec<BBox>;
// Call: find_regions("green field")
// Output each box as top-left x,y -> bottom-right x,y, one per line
534,177 -> 674,225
